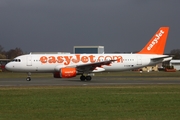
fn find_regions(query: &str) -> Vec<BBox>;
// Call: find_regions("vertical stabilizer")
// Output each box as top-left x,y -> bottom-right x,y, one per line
138,27 -> 169,54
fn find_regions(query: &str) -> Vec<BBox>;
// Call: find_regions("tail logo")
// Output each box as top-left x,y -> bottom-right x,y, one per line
147,30 -> 165,51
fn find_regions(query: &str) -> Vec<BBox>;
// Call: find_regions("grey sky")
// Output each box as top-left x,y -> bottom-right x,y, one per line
0,0 -> 180,53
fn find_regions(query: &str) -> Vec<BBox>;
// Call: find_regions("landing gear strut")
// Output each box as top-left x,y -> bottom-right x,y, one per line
26,72 -> 31,81
80,75 -> 92,81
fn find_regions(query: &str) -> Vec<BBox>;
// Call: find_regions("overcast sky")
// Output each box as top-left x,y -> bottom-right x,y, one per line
1,0 -> 180,53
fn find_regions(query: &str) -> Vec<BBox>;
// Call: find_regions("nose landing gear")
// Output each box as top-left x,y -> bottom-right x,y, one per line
26,77 -> 31,81
26,72 -> 31,81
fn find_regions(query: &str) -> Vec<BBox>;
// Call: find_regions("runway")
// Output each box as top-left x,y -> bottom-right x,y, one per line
1,76 -> 180,86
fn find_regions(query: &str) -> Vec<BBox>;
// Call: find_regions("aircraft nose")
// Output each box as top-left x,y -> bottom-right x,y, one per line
5,63 -> 13,71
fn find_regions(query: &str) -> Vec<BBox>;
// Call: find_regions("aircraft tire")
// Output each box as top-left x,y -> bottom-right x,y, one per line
80,75 -> 86,81
26,77 -> 31,81
86,76 -> 92,81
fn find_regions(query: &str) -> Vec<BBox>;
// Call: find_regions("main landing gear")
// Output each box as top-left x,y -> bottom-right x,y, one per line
26,72 -> 31,81
80,75 -> 92,81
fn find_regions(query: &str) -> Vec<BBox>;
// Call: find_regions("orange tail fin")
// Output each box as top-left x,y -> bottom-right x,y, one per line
138,27 -> 169,54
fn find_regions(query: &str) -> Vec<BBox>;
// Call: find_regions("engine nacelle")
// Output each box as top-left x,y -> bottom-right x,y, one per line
53,68 -> 77,78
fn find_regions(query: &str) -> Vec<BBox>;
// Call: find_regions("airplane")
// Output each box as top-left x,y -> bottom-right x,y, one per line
5,27 -> 172,81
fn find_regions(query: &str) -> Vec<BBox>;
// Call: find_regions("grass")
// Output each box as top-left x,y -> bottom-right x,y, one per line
1,71 -> 180,119
0,85 -> 180,120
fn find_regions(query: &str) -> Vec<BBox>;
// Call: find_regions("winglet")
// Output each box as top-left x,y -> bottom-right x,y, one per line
137,27 -> 169,54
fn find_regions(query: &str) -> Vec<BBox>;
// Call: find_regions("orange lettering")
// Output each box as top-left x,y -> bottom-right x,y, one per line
105,56 -> 112,60
72,54 -> 80,63
64,56 -> 73,65
40,56 -> 47,63
81,56 -> 89,63
48,56 -> 56,63
40,55 -> 123,65
57,56 -> 64,63
89,55 -> 95,63
113,56 -> 123,63
98,56 -> 104,62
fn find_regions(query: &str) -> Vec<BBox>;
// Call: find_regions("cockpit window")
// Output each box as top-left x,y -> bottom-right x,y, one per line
12,59 -> 21,62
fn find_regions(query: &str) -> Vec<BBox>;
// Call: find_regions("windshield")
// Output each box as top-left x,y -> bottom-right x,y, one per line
12,59 -> 21,62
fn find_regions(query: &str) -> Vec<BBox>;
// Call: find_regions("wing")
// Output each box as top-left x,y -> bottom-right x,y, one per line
68,60 -> 116,73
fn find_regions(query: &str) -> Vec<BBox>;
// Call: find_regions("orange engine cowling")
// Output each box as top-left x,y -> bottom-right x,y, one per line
53,68 -> 77,78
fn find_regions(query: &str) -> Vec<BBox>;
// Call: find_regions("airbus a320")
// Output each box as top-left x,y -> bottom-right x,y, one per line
5,27 -> 172,81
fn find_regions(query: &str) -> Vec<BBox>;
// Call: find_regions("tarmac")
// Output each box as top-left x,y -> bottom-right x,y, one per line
1,76 -> 180,86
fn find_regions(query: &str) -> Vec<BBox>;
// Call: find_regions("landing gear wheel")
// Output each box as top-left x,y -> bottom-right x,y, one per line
86,76 -> 92,81
80,75 -> 86,81
26,77 -> 31,81
26,72 -> 31,81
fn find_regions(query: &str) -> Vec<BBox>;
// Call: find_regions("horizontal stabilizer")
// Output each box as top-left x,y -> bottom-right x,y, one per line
151,56 -> 172,62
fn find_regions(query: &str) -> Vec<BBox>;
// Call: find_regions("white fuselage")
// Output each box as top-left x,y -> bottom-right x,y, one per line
5,53 -> 170,73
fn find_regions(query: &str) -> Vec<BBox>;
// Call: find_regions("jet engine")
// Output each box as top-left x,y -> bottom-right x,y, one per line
53,68 -> 77,78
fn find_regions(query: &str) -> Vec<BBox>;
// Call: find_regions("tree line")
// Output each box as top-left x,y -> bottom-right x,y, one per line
0,45 -> 23,59
1,44 -> 180,59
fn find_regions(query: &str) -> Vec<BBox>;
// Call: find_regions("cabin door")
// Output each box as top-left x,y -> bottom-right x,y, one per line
27,56 -> 32,66
137,56 -> 142,65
